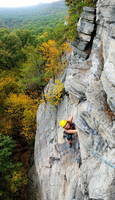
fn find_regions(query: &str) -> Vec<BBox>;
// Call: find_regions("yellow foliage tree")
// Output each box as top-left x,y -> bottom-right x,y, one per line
6,94 -> 37,141
39,40 -> 67,81
10,169 -> 28,193
0,76 -> 21,135
61,42 -> 72,54
0,76 -> 19,104
37,32 -> 49,41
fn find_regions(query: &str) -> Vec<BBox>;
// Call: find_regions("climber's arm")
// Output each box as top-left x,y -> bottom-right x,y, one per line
64,129 -> 77,134
67,116 -> 73,123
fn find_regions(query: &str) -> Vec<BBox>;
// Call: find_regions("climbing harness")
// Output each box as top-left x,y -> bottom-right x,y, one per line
63,131 -> 73,148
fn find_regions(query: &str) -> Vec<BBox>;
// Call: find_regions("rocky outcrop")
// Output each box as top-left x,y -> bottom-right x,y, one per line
32,1 -> 115,200
72,6 -> 96,60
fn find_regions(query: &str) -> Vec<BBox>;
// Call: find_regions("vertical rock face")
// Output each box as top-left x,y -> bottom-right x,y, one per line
33,1 -> 115,200
72,6 -> 96,61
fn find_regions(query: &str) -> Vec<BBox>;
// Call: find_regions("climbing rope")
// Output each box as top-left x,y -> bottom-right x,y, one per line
83,139 -> 115,169
76,114 -> 115,169
92,151 -> 115,169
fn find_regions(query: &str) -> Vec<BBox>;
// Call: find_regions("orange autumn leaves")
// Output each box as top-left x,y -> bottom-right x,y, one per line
39,40 -> 72,81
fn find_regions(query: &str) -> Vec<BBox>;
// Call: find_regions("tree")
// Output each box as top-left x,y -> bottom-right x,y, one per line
0,134 -> 27,199
16,29 -> 36,47
6,93 -> 37,142
39,40 -> 66,81
0,30 -> 25,69
19,45 -> 45,95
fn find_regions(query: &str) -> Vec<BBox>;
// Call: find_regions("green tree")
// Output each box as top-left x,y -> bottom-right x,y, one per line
16,29 -> 36,47
19,45 -> 45,94
0,134 -> 27,200
0,30 -> 25,69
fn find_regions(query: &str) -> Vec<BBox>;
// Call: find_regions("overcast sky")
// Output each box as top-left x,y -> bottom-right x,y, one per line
0,0 -> 60,7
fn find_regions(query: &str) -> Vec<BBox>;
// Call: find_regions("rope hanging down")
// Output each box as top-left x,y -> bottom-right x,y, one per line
83,138 -> 115,169
92,151 -> 115,169
77,115 -> 115,169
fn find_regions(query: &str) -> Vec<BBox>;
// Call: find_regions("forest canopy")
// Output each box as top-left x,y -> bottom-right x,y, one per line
0,1 -> 67,34
0,1 -> 69,199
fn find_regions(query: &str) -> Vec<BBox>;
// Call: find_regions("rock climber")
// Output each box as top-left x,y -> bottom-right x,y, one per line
59,116 -> 77,148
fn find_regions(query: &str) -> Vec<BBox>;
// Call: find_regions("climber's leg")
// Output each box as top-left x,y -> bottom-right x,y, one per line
67,139 -> 73,148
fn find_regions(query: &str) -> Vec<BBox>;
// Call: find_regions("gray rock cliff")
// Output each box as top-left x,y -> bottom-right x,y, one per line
31,0 -> 115,199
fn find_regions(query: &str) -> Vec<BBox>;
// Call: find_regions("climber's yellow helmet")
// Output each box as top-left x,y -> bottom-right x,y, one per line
60,120 -> 67,128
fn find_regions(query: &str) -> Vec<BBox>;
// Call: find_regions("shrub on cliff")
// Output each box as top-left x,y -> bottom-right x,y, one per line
44,80 -> 64,106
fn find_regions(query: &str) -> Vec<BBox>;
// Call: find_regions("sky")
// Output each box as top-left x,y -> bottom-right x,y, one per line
0,0 -> 60,8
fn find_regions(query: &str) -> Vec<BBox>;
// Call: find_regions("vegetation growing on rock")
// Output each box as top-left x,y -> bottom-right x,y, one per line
45,80 -> 64,106
65,0 -> 95,41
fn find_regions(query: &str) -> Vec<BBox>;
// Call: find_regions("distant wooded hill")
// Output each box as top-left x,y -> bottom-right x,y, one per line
0,1 -> 67,34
